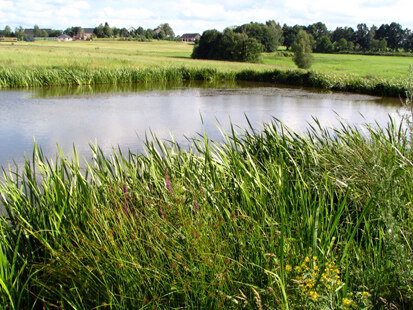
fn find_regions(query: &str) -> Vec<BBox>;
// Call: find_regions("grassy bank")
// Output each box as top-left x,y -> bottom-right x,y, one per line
0,40 -> 411,97
0,66 -> 408,97
1,119 -> 412,309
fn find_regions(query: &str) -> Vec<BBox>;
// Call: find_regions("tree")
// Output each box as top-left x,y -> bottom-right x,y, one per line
292,30 -> 313,69
355,23 -> 370,50
103,22 -> 112,38
334,38 -> 348,51
48,30 -> 62,37
282,24 -> 303,50
376,22 -> 405,50
307,22 -> 329,41
2,25 -> 12,37
403,31 -> 413,52
315,35 -> 333,53
192,28 -> 262,62
332,27 -> 354,43
94,24 -> 105,38
234,21 -> 283,52
155,23 -> 174,39
15,26 -> 25,41
65,27 -> 83,37
266,20 -> 284,49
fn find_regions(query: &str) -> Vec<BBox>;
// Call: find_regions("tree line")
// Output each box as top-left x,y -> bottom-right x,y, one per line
192,20 -> 413,63
2,20 -> 412,54
283,22 -> 413,53
0,23 -> 176,41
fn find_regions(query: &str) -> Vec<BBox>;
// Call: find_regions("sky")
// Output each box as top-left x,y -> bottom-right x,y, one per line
0,0 -> 412,35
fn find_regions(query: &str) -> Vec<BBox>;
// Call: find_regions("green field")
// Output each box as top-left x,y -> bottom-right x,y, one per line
1,40 -> 412,80
263,52 -> 413,80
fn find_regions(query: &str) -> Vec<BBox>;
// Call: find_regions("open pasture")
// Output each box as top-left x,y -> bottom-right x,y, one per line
0,40 -> 411,81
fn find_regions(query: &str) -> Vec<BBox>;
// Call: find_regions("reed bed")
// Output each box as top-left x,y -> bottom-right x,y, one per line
0,118 -> 412,309
0,66 -> 408,97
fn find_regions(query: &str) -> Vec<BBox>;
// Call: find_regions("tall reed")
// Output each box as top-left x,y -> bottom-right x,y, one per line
0,118 -> 412,309
0,66 -> 407,97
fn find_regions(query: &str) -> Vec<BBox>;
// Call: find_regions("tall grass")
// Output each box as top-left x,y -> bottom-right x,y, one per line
0,66 -> 407,97
0,118 -> 412,309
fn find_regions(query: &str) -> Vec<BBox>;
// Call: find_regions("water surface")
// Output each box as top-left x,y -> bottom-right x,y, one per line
0,81 -> 404,170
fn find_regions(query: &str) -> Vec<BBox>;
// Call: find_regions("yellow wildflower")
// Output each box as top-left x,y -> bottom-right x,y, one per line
309,290 -> 318,301
285,265 -> 292,273
362,291 -> 370,297
342,298 -> 352,307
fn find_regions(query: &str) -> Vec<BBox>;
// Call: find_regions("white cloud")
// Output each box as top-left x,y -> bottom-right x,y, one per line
0,0 -> 412,34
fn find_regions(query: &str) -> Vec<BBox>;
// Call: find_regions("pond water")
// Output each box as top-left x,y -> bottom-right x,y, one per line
0,81 -> 404,170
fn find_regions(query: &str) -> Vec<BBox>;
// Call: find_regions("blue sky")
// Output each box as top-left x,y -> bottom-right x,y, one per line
0,0 -> 412,34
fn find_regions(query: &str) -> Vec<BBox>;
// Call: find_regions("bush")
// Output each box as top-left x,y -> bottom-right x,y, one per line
292,30 -> 313,69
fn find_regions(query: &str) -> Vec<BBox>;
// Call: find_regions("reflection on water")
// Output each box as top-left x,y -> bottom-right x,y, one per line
30,80 -> 243,98
0,81 -> 405,171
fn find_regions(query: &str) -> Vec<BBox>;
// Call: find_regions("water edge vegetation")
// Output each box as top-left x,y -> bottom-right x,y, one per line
0,116 -> 412,309
0,40 -> 412,97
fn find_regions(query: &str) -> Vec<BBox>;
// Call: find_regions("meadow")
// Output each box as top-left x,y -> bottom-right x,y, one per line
0,40 -> 412,96
0,39 -> 412,309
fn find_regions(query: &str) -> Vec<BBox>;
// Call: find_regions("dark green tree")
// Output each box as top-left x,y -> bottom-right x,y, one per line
403,31 -> 413,52
103,22 -> 112,38
331,26 -> 355,43
292,30 -> 313,69
306,22 -> 329,41
334,38 -> 348,51
355,23 -> 370,50
282,24 -> 303,50
192,28 -> 262,62
48,30 -> 62,37
93,24 -> 104,38
315,35 -> 333,53
233,21 -> 282,52
376,22 -> 405,50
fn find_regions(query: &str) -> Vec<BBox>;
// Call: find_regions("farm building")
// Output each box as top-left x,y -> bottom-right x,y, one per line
56,34 -> 72,42
181,33 -> 200,42
74,28 -> 95,40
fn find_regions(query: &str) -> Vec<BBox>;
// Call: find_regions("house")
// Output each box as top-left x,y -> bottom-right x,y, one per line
56,34 -> 72,42
74,28 -> 95,40
154,26 -> 162,35
83,28 -> 95,39
181,33 -> 200,42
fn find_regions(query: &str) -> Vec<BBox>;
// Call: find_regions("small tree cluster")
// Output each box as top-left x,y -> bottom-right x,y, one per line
233,20 -> 283,52
92,22 -> 176,40
192,28 -> 263,62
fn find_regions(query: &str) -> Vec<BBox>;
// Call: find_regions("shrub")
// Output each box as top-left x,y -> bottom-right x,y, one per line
292,30 -> 314,69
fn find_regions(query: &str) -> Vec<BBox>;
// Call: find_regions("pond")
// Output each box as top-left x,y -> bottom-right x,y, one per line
0,81 -> 404,170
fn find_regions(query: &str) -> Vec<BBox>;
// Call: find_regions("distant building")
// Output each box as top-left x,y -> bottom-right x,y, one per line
56,34 -> 72,42
181,33 -> 200,42
154,26 -> 162,34
74,28 -> 95,40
